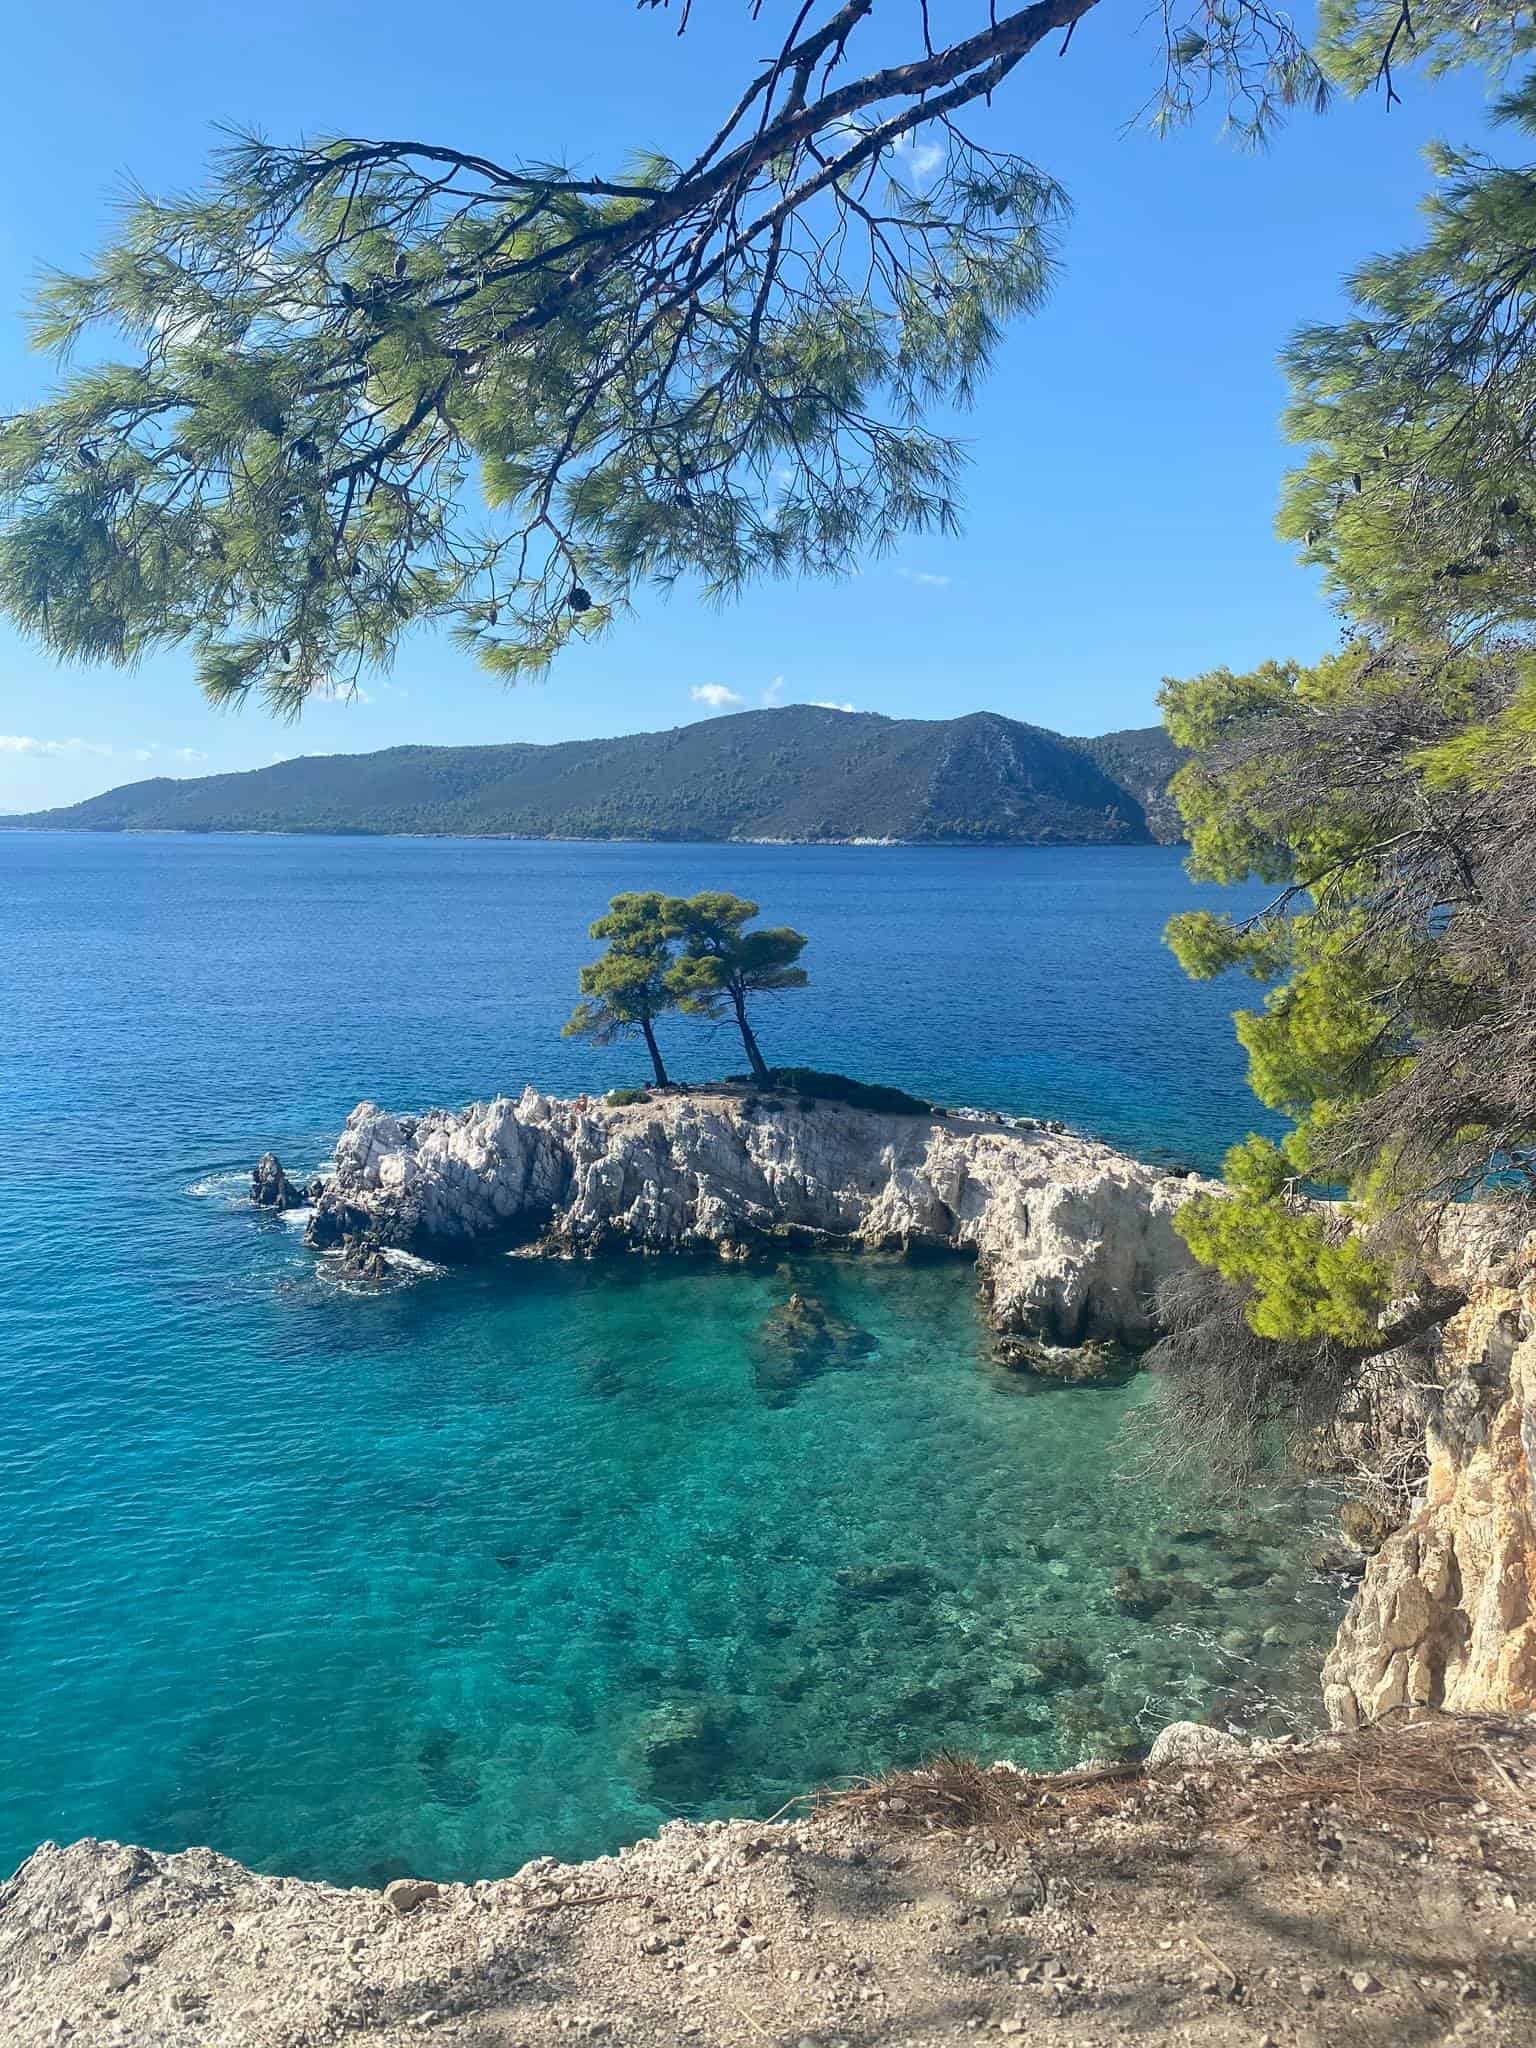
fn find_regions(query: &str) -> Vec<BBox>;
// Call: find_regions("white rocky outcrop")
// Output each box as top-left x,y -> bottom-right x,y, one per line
1322,1213 -> 1536,1727
304,1086 -> 1209,1343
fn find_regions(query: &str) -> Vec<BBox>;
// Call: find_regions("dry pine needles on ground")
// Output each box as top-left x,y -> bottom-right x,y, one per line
814,1714 -> 1536,1843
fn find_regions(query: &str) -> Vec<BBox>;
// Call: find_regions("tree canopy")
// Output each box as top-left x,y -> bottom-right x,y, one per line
562,890 -> 689,1086
0,0 -> 1375,714
666,891 -> 809,1084
561,886 -> 809,1086
1157,17 -> 1536,1372
1160,641 -> 1536,1341
1281,76 -> 1536,644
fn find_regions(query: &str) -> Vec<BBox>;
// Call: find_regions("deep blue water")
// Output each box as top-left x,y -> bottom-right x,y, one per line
0,832 -> 1331,1887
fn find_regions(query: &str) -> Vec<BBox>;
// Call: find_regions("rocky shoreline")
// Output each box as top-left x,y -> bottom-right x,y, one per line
6,1721 -> 1532,2048
287,1084 -> 1209,1348
267,1084 -> 1536,1736
3,1089 -> 1532,2042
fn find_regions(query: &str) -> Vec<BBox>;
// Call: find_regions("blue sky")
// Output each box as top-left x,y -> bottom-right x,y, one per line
0,2 -> 1505,808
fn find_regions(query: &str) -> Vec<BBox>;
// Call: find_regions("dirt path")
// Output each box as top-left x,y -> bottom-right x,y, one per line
3,1722 -> 1533,2048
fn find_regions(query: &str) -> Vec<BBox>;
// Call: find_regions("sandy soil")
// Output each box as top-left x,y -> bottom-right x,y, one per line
4,1720 -> 1534,2048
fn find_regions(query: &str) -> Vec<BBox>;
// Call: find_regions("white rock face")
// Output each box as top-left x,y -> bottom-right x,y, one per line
1322,1214 -> 1536,1727
306,1087 -> 1208,1342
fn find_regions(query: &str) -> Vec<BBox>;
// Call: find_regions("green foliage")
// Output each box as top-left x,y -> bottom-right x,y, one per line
0,0 -> 1390,714
1160,642 -> 1534,1342
606,1087 -> 653,1107
666,892 -> 809,1082
562,890 -> 690,1084
561,885 -> 812,1087
733,1068 -> 933,1117
1315,0 -> 1536,94
0,113 -> 1061,712
1174,1139 -> 1389,1344
667,895 -> 809,1009
1279,79 -> 1536,640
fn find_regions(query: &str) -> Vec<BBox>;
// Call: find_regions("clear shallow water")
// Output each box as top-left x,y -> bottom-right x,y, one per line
0,832 -> 1334,1886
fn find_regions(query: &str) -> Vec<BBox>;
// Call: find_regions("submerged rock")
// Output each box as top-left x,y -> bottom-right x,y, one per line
834,1560 -> 935,1602
1051,1687 -> 1142,1763
751,1290 -> 876,1402
624,1699 -> 738,1806
300,1085 -> 1211,1345
1020,1636 -> 1093,1690
994,1334 -> 1130,1384
1109,1566 -> 1173,1621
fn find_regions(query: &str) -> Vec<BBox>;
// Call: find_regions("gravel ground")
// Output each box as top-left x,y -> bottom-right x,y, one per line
4,1727 -> 1533,2048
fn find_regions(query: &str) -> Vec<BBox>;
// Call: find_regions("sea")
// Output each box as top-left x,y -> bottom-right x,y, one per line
0,832 -> 1344,1886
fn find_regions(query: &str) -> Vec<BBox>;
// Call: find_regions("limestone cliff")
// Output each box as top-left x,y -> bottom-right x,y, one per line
304,1086 -> 1206,1344
1323,1215 -> 1536,1725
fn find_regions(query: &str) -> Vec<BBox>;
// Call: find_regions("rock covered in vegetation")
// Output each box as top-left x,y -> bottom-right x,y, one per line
302,1086 -> 1209,1343
1323,1215 -> 1536,1726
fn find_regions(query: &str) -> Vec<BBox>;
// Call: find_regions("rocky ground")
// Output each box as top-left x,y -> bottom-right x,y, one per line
6,1719 -> 1533,2048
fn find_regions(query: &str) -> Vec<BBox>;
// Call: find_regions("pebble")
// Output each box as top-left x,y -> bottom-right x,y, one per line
1350,1970 -> 1383,1995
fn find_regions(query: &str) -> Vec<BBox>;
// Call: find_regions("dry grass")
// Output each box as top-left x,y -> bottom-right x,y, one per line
814,1714 -> 1536,1845
1231,1711 -> 1536,1834
814,1749 -> 1137,1841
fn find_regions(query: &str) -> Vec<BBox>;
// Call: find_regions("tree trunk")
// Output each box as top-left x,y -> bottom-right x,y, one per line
732,988 -> 770,1084
640,1015 -> 670,1088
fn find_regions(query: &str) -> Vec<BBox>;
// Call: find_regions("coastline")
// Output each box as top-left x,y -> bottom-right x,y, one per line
6,1724 -> 1530,2046
0,822 -> 1184,848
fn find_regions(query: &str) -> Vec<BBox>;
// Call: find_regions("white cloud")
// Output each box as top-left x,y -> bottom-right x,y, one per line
690,683 -> 744,710
832,116 -> 943,186
175,747 -> 208,764
893,132 -> 945,184
762,675 -> 787,706
897,567 -> 950,589
809,700 -> 857,713
0,735 -> 113,757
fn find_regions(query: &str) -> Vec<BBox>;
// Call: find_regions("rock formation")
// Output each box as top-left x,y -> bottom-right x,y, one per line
251,1151 -> 306,1211
301,1085 -> 1209,1344
1323,1214 -> 1536,1726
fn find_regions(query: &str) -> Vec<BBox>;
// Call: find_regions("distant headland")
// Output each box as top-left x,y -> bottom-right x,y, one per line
0,705 -> 1182,846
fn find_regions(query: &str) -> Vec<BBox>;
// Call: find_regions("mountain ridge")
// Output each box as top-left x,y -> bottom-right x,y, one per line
1,706 -> 1185,845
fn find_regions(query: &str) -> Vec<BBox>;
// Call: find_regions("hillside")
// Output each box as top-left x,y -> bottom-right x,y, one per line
2,706 -> 1185,845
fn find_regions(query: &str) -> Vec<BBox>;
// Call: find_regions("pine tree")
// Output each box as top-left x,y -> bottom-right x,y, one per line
666,893 -> 808,1085
0,2 -> 1358,713
562,892 -> 689,1088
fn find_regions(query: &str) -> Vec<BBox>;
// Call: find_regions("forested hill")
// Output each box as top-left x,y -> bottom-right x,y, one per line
4,708 -> 1185,845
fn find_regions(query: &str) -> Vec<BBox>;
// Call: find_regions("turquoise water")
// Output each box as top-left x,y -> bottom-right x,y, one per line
0,833 -> 1335,1886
